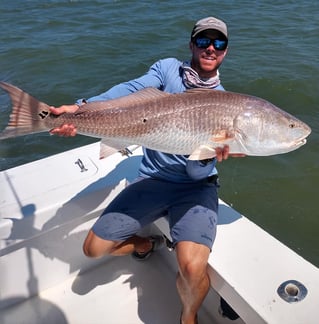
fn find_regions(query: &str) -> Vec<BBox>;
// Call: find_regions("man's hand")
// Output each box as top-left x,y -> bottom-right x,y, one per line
49,104 -> 79,137
49,104 -> 79,115
215,146 -> 246,162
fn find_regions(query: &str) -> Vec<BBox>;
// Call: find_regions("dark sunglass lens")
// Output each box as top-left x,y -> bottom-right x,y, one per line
195,38 -> 211,48
195,37 -> 227,50
213,39 -> 227,50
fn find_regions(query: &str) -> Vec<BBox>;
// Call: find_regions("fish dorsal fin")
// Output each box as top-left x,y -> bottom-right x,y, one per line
184,88 -> 218,95
80,88 -> 171,113
188,145 -> 217,160
126,88 -> 171,100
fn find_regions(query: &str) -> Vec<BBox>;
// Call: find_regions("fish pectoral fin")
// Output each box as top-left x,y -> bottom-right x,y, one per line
188,145 -> 216,160
99,139 -> 130,159
99,143 -> 119,159
211,130 -> 234,142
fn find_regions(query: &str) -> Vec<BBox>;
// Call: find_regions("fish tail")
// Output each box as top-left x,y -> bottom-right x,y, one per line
0,81 -> 51,139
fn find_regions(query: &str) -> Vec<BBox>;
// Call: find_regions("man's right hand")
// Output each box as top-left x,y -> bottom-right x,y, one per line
49,104 -> 79,137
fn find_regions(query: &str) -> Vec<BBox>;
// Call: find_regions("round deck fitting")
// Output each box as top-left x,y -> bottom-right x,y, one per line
277,280 -> 308,303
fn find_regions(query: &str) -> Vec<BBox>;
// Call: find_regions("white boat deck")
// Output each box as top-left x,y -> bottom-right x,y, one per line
1,142 -> 319,324
0,243 -> 244,324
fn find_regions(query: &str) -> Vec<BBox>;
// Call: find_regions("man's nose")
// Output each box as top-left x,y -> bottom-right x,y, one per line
205,44 -> 215,52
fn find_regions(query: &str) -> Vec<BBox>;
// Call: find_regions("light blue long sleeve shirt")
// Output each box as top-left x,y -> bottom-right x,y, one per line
79,58 -> 224,183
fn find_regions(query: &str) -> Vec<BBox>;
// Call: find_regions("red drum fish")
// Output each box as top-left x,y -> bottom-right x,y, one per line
0,82 -> 311,160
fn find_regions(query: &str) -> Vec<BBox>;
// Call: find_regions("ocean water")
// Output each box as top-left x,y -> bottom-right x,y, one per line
0,0 -> 318,266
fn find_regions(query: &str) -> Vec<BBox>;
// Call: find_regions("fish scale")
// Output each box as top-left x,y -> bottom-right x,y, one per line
0,81 -> 311,160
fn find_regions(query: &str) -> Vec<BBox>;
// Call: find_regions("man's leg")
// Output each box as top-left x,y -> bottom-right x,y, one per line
83,230 -> 153,258
176,241 -> 210,324
82,178 -> 171,259
81,182 -> 203,260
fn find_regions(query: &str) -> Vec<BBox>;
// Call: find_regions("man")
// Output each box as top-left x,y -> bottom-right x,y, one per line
50,17 -> 242,324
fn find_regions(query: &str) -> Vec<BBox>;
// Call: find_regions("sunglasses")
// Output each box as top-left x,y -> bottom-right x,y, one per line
194,37 -> 228,51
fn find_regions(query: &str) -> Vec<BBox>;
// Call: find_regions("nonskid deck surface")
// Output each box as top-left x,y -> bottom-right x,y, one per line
0,247 -> 244,324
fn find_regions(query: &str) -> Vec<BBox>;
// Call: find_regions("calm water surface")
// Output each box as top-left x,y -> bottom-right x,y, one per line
1,0 -> 319,266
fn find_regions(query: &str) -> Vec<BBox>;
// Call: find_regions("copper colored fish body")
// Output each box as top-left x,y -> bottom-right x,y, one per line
0,81 -> 311,160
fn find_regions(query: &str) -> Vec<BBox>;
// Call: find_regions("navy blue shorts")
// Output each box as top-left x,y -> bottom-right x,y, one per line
92,177 -> 219,249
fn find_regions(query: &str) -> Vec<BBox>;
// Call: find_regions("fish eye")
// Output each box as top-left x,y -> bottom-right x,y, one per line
289,123 -> 295,128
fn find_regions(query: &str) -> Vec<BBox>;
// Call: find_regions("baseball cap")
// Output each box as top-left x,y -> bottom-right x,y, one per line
191,17 -> 228,40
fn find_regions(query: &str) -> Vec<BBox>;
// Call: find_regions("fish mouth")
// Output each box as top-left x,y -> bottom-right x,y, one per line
295,126 -> 311,146
295,138 -> 307,147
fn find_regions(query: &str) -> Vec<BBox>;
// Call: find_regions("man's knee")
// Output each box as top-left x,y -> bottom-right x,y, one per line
82,230 -> 114,258
176,241 -> 210,280
82,240 -> 98,258
179,258 -> 209,283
